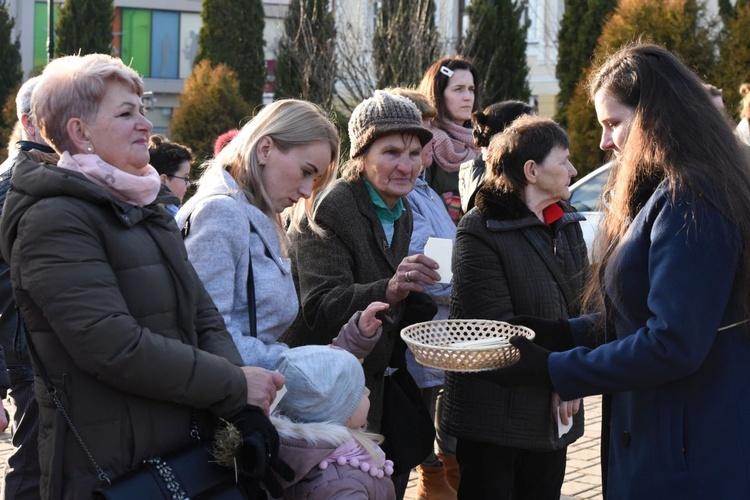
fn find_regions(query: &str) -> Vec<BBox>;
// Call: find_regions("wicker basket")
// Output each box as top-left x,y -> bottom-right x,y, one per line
400,319 -> 535,372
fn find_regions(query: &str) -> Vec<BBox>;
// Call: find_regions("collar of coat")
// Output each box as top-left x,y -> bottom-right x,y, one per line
475,183 -> 584,232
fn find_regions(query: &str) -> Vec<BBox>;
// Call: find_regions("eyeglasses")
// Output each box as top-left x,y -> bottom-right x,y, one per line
169,174 -> 192,186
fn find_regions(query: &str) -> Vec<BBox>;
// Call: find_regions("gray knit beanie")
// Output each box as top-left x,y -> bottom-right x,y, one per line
275,345 -> 365,425
348,90 -> 433,158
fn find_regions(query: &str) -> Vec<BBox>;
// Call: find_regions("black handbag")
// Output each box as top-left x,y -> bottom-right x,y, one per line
92,444 -> 244,500
26,333 -> 246,500
380,367 -> 436,475
379,291 -> 438,474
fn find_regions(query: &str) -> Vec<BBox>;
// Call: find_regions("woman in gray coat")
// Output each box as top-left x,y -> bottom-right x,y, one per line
177,100 -> 343,370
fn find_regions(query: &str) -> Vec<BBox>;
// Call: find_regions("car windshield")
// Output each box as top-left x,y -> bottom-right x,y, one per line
569,165 -> 611,212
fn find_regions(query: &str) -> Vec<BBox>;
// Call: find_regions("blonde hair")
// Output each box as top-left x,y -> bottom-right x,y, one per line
340,156 -> 364,183
6,122 -> 22,156
349,427 -> 386,467
31,54 -> 144,155
739,83 -> 750,119
199,99 -> 339,237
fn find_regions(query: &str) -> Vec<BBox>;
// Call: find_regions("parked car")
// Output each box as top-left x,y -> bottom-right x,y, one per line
568,161 -> 613,257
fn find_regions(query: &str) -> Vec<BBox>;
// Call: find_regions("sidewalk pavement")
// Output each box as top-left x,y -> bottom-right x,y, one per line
404,394 -> 604,500
0,396 -> 603,499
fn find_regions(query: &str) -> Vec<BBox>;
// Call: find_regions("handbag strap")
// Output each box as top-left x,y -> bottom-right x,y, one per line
25,332 -> 112,485
26,331 -> 203,488
247,246 -> 257,338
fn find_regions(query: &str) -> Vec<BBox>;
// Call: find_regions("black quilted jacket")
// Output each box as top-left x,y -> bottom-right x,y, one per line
441,185 -> 588,450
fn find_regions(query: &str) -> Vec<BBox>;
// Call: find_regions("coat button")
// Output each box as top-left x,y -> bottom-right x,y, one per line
622,431 -> 631,447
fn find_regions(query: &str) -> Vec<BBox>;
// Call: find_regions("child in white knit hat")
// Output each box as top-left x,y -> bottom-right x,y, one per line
270,303 -> 396,499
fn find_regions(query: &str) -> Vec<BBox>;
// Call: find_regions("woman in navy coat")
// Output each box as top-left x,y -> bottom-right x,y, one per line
484,43 -> 750,499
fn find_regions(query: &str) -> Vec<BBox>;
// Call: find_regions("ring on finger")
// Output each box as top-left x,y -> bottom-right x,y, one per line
405,271 -> 412,282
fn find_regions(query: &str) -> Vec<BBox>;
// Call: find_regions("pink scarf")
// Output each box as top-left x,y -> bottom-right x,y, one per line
317,438 -> 394,479
430,119 -> 479,173
58,151 -> 161,206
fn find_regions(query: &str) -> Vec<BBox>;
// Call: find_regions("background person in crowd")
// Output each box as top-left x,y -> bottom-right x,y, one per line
0,53 -> 284,498
283,90 -> 438,499
4,124 -> 21,159
271,319 -> 396,499
445,115 -> 586,500
147,134 -> 193,216
417,56 -> 481,223
703,83 -> 724,111
736,82 -> 750,146
214,128 -> 239,155
387,86 -> 458,500
176,99 -> 368,371
458,100 -> 536,214
0,75 -> 59,500
485,43 -> 750,499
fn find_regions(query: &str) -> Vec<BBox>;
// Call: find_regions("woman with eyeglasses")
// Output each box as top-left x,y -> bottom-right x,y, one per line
148,134 -> 193,216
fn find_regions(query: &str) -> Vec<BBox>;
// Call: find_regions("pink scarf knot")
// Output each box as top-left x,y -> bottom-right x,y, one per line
317,438 -> 394,479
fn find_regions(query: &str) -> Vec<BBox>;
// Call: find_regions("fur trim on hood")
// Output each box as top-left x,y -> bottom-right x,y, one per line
475,184 -> 575,222
272,414 -> 355,447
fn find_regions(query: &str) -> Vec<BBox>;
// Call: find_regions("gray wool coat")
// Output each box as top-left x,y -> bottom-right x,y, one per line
283,178 -> 412,432
176,170 -> 297,369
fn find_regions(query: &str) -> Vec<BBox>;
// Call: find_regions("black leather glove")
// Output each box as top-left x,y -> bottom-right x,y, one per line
392,291 -> 439,368
507,315 -> 575,352
230,406 -> 294,498
471,336 -> 552,387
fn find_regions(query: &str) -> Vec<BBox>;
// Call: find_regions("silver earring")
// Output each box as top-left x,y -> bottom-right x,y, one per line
86,146 -> 93,153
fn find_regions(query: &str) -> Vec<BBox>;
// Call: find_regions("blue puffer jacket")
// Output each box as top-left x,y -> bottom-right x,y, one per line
404,175 -> 455,388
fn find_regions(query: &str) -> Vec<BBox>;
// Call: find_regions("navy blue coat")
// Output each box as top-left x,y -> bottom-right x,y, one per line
550,183 -> 750,499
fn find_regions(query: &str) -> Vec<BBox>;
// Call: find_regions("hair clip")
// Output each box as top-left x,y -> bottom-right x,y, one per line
440,66 -> 454,78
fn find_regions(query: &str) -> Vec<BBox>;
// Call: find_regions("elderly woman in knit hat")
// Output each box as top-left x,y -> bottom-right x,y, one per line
283,90 -> 439,498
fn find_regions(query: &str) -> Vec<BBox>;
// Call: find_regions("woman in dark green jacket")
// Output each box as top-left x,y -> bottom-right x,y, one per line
0,53 -> 283,499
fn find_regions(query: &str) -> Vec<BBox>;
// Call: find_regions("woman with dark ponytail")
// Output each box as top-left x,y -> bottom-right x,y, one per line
458,101 -> 535,213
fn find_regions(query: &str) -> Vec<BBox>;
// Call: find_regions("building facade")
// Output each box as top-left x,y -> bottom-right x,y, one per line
7,0 -> 564,132
7,0 -> 290,133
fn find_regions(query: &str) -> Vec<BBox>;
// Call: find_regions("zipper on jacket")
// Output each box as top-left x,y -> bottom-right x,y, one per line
552,237 -> 557,256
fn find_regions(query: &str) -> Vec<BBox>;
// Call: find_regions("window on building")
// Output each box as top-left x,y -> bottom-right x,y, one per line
33,2 -> 60,71
34,4 -> 200,80
118,9 -> 200,79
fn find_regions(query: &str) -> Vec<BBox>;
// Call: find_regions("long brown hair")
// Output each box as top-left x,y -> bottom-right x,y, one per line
417,56 -> 481,128
584,43 -> 750,319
